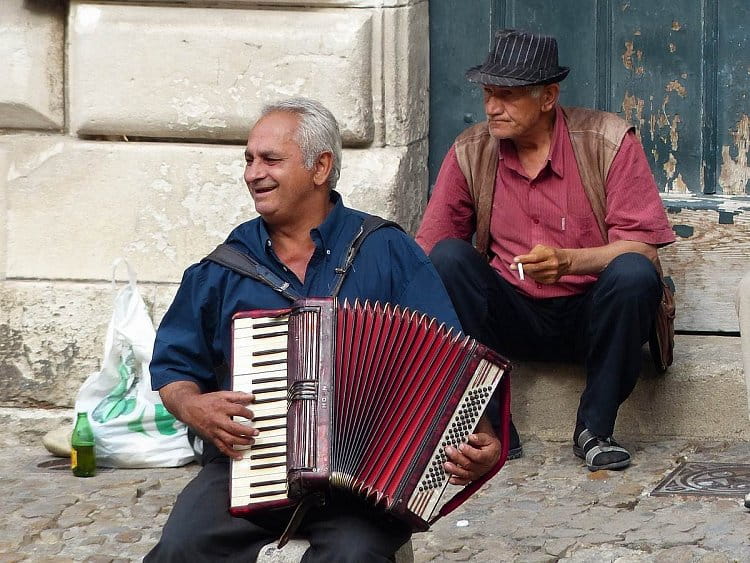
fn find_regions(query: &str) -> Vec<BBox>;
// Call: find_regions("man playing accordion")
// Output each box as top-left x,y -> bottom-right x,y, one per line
146,98 -> 506,562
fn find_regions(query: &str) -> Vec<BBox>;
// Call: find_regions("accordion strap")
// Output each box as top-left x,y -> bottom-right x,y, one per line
330,215 -> 404,297
202,244 -> 303,301
203,214 -> 404,300
277,493 -> 324,549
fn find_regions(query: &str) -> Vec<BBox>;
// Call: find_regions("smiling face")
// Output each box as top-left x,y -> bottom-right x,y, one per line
243,111 -> 329,228
482,83 -> 558,143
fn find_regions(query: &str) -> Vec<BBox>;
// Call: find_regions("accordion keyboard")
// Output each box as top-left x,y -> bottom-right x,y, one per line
230,313 -> 291,512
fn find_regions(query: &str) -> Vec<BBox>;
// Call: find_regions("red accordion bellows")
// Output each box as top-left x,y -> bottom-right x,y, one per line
230,298 -> 512,531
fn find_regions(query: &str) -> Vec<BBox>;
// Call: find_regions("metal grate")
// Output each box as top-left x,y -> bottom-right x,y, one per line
652,462 -> 750,497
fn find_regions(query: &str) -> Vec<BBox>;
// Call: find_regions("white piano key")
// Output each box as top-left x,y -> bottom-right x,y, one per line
255,427 -> 286,439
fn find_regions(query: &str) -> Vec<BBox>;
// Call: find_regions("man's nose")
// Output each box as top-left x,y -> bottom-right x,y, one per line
244,160 -> 264,184
485,95 -> 504,115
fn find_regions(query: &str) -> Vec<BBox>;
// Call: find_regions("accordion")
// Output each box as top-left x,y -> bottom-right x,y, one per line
229,298 -> 511,531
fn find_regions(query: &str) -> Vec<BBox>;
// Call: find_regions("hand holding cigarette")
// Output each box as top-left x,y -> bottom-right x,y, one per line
512,244 -> 570,285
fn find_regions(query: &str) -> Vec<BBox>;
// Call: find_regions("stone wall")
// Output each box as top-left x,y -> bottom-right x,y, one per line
0,0 -> 429,407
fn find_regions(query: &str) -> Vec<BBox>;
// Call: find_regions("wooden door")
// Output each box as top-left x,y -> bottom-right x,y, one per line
429,0 -> 750,331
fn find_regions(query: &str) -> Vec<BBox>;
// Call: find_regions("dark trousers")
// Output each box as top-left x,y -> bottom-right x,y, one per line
144,456 -> 411,563
429,239 -> 662,437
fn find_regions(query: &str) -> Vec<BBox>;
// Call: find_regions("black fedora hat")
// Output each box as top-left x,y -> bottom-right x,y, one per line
466,29 -> 570,87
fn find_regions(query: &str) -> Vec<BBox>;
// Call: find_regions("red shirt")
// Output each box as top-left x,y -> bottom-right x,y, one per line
416,105 -> 675,299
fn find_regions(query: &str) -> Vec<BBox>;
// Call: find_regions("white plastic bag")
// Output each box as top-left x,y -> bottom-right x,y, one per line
75,259 -> 194,468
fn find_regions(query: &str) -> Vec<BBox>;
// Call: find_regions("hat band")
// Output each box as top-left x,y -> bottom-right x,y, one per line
478,64 -> 553,80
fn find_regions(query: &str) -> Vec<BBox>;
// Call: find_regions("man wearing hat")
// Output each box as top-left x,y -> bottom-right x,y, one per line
416,29 -> 675,471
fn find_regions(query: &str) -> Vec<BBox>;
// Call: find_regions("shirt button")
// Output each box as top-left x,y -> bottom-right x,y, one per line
266,240 -> 271,247
326,249 -> 331,255
533,218 -> 540,224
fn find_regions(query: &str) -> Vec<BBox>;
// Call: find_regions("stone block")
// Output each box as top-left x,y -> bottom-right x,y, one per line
3,135 -> 253,283
0,0 -> 65,130
3,135 -> 426,282
68,3 -> 374,145
0,146 -> 8,280
510,334 -> 749,442
338,139 -> 427,233
381,2 -> 429,146
0,280 -> 178,409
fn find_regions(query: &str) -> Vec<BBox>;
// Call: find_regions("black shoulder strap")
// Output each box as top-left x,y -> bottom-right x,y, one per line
330,215 -> 404,297
203,215 -> 404,301
202,244 -> 302,302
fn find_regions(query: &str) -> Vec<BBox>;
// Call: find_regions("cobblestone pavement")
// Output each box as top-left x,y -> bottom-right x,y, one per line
3,423 -> 750,562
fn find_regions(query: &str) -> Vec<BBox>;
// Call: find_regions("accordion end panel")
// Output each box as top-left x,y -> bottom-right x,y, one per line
405,354 -> 509,524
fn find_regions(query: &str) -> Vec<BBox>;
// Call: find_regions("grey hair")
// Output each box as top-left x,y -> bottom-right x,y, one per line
528,85 -> 545,98
261,97 -> 342,190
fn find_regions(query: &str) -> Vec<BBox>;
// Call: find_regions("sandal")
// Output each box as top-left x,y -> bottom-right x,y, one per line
573,428 -> 631,471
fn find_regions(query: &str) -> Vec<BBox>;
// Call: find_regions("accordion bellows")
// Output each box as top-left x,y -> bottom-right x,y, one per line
229,298 -> 511,531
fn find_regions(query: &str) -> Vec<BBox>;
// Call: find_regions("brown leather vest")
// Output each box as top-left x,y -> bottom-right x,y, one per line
453,106 -> 633,256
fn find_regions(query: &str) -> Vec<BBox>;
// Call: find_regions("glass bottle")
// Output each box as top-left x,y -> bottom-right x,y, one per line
71,412 -> 96,477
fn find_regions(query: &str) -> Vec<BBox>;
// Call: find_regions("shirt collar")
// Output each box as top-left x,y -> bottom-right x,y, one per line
259,190 -> 344,253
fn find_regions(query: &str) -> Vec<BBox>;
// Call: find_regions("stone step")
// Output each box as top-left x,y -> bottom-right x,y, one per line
3,336 -> 746,451
510,334 -> 748,442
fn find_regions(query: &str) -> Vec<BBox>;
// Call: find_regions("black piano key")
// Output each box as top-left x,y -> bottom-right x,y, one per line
253,331 -> 288,339
250,461 -> 286,470
252,449 -> 287,460
251,441 -> 286,451
252,320 -> 288,329
252,375 -> 286,384
250,478 -> 287,488
253,348 -> 288,357
249,489 -> 287,499
255,423 -> 286,432
252,359 -> 288,367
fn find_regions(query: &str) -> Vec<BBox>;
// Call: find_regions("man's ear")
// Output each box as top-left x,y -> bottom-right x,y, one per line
313,151 -> 334,188
541,83 -> 560,112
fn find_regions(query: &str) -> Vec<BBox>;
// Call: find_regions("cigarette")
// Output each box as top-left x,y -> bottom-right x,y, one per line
517,262 -> 525,281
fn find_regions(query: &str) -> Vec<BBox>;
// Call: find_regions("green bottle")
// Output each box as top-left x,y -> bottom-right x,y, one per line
71,412 -> 96,477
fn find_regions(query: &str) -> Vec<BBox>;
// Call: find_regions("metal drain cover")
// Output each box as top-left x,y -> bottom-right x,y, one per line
652,462 -> 750,497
